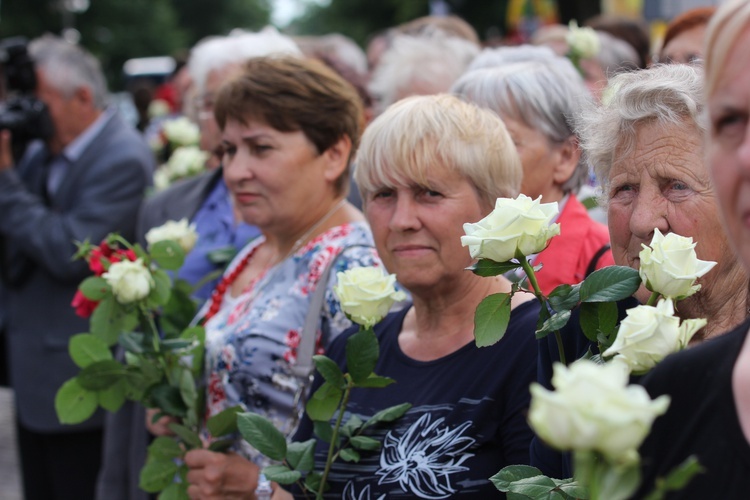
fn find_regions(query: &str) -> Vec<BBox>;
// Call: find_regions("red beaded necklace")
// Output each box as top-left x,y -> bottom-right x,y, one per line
201,244 -> 261,323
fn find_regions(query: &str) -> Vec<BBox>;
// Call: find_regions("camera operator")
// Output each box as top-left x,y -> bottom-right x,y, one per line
0,35 -> 154,500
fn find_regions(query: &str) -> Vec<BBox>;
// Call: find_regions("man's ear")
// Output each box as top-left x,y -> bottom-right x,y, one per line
322,134 -> 352,183
553,135 -> 582,186
73,86 -> 94,107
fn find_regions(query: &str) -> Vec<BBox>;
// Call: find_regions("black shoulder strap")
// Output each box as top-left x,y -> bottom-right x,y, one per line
585,244 -> 611,278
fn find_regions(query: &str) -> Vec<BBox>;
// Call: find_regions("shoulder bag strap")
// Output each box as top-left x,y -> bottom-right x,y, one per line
585,244 -> 611,278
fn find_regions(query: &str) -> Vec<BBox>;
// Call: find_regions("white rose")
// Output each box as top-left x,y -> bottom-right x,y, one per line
334,267 -> 407,328
566,20 -> 600,59
166,146 -> 208,178
145,218 -> 199,253
162,117 -> 200,146
529,359 -> 670,462
639,229 -> 717,300
603,299 -> 705,373
147,98 -> 171,119
103,259 -> 154,304
153,168 -> 171,191
461,194 -> 561,262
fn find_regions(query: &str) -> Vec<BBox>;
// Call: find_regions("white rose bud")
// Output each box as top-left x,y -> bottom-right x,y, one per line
145,218 -> 199,253
167,146 -> 209,177
153,168 -> 171,191
162,117 -> 201,146
639,229 -> 716,300
529,359 -> 670,462
103,259 -> 154,304
566,20 -> 600,59
461,194 -> 561,263
334,267 -> 407,328
603,299 -> 705,373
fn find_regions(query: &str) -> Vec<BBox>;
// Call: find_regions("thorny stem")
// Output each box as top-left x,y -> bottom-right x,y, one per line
318,380 -> 353,499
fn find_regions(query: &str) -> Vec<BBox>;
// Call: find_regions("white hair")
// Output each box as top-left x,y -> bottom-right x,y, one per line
188,26 -> 301,96
29,35 -> 108,109
466,44 -> 558,72
367,30 -> 479,116
576,64 -> 705,198
594,30 -> 639,77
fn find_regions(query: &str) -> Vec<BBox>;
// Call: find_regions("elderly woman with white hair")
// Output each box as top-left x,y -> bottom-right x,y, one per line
532,61 -> 750,481
453,55 -> 614,294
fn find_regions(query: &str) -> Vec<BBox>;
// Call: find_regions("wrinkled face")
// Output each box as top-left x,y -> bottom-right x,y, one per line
660,24 -> 706,65
503,116 -> 563,202
607,121 -> 730,302
221,118 -> 328,232
706,27 -> 750,271
364,164 -> 487,296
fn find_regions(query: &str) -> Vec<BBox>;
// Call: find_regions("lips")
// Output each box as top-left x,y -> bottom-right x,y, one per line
233,192 -> 261,204
390,244 -> 433,257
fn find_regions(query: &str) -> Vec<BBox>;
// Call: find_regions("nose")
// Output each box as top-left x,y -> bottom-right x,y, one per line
222,148 -> 252,187
389,193 -> 422,232
629,188 -> 669,242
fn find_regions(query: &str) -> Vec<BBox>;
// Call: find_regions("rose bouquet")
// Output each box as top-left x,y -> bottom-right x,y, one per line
462,194 -> 712,498
55,220 -> 243,498
149,117 -> 208,191
238,266 -> 409,499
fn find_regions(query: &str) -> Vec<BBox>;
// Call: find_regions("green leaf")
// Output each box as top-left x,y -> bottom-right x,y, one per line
350,435 -> 380,451
468,259 -> 522,277
580,302 -> 601,343
597,301 -> 619,336
148,384 -> 188,418
77,360 -> 125,390
313,420 -> 334,443
304,472 -> 324,493
263,464 -> 301,485
339,447 -> 360,462
306,382 -> 343,422
139,458 -> 179,493
490,465 -> 544,491
286,439 -> 316,472
161,287 -> 199,338
98,379 -> 127,412
645,455 -> 703,500
91,295 -> 139,346
236,412 -> 287,461
158,481 -> 187,500
313,355 -> 345,388
345,328 -> 379,384
55,377 -> 98,424
79,276 -> 110,300
160,338 -> 194,351
180,326 -> 205,342
69,333 -> 113,368
118,331 -> 145,354
167,422 -> 202,450
178,368 -> 197,411
150,240 -> 185,271
364,402 -> 411,428
206,405 -> 242,437
580,302 -> 619,344
207,438 -> 234,452
506,475 -> 559,497
557,480 -> 588,498
548,284 -> 581,312
535,310 -> 572,340
149,268 -> 172,306
579,266 -> 640,303
473,293 -> 512,347
206,245 -> 238,266
342,414 -> 364,437
355,374 -> 395,388
147,436 -> 184,461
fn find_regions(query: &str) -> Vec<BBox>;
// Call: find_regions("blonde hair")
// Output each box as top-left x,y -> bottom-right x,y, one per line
704,0 -> 750,97
354,94 -> 522,209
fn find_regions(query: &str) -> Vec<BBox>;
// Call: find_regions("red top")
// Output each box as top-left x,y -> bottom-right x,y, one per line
532,195 -> 615,295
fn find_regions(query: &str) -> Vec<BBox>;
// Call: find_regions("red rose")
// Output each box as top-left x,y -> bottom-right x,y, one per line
71,290 -> 99,318
89,248 -> 106,276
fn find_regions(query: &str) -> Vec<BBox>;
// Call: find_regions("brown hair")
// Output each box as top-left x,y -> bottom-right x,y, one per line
214,56 -> 364,194
660,7 -> 716,58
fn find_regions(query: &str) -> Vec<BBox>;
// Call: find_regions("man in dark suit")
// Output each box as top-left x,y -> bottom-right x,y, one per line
0,35 -> 154,500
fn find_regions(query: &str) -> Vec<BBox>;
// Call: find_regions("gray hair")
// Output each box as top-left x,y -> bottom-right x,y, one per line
29,35 -> 108,109
453,57 -> 592,193
576,64 -> 705,198
367,30 -> 479,116
188,26 -> 301,96
594,30 -> 639,78
466,44 -> 558,72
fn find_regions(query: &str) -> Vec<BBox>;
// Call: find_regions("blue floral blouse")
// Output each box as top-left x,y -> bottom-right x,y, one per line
201,222 -> 382,460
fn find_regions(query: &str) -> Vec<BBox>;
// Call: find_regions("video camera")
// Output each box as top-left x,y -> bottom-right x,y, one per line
0,37 -> 53,161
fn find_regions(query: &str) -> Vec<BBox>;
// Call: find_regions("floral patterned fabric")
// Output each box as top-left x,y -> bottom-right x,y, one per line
201,222 -> 382,459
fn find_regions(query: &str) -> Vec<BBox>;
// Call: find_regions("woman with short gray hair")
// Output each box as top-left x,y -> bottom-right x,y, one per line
453,57 -> 614,293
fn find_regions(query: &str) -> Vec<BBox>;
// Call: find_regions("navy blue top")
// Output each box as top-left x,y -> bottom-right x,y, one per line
294,300 -> 540,499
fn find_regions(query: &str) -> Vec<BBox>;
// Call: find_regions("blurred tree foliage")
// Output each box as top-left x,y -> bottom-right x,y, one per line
0,0 -> 271,89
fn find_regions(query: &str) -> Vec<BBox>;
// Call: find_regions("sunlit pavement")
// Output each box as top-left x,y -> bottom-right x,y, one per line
0,387 -> 22,500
